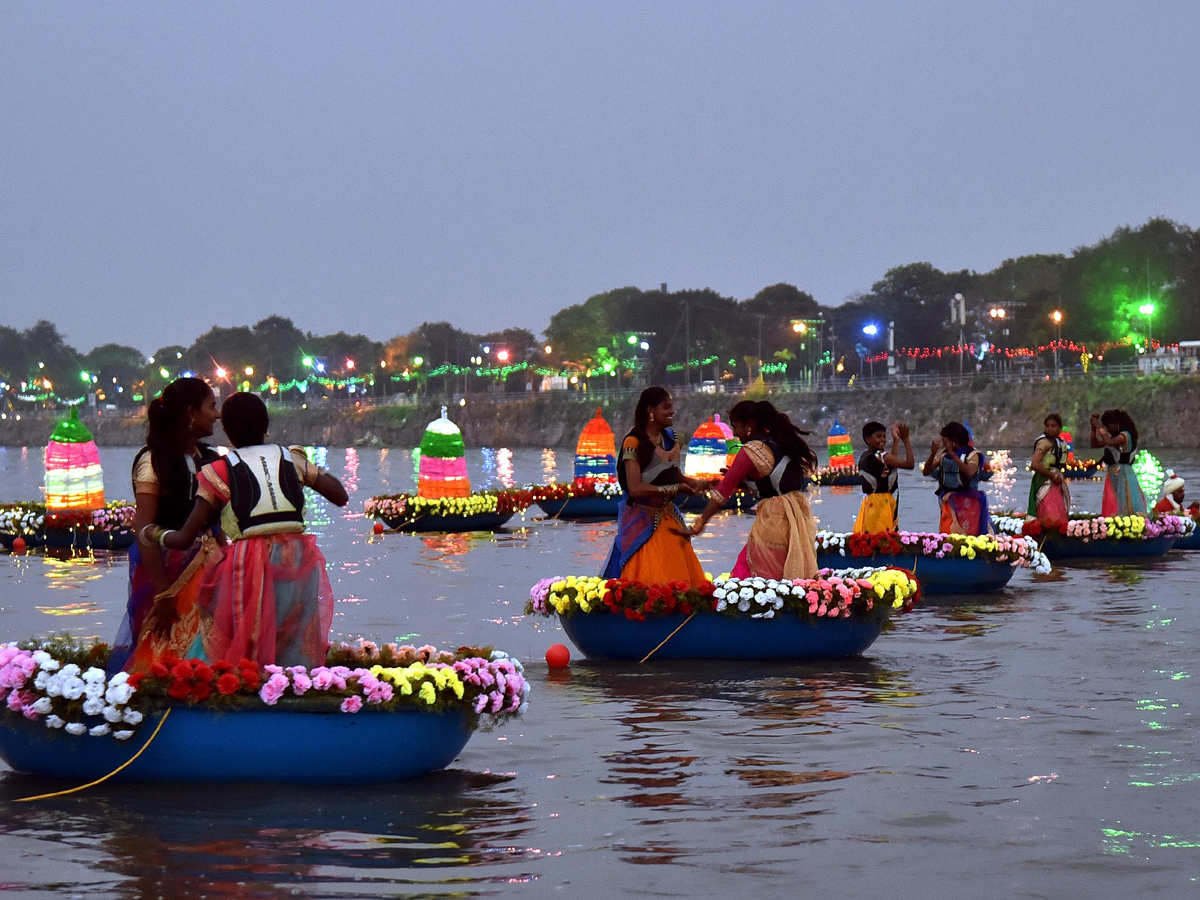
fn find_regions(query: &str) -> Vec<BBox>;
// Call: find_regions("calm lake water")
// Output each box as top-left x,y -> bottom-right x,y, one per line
2,445 -> 1200,898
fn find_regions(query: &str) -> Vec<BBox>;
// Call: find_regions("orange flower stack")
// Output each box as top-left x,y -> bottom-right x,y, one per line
44,407 -> 105,513
573,408 -> 617,482
416,407 -> 471,499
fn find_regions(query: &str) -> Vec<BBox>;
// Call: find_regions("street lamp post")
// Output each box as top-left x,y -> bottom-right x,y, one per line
1051,310 -> 1063,376
1139,302 -> 1155,352
862,324 -> 878,382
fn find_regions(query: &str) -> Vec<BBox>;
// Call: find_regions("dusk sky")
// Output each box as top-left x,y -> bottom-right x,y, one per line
2,2 -> 1197,354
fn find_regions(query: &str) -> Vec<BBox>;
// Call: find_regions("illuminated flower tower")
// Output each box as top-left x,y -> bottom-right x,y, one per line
417,407 -> 471,499
573,408 -> 617,482
826,419 -> 854,470
44,407 -> 105,516
685,416 -> 728,479
713,414 -> 741,467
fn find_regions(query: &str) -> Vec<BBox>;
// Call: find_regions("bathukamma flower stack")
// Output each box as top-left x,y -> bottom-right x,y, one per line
416,406 -> 470,499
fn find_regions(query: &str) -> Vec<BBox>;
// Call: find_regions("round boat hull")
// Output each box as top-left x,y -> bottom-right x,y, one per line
42,529 -> 135,550
815,473 -> 861,487
1171,531 -> 1200,551
816,552 -> 1016,594
535,497 -> 620,520
559,611 -> 885,661
1040,534 -> 1176,560
0,707 -> 473,783
381,511 -> 515,533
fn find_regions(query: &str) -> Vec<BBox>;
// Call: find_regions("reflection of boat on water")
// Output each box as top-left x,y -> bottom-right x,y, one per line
0,707 -> 474,784
560,611 -> 890,661
815,552 -> 1016,594
381,511 -> 515,533
0,768 -> 532,894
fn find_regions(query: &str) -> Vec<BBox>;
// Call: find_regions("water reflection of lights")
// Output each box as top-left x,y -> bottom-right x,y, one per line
481,447 -> 497,486
343,447 -> 360,494
35,601 -> 104,616
497,448 -> 514,488
541,449 -> 557,484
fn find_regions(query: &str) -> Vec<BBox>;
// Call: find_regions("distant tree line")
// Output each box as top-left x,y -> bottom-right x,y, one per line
1,217 -> 1198,408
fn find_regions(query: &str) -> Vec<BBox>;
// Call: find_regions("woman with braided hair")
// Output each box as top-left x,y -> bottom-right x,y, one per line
690,400 -> 819,580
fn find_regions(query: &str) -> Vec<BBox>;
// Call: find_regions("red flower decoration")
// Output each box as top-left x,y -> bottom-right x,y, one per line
216,673 -> 241,695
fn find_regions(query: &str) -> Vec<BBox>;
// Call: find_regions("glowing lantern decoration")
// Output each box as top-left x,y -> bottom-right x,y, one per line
573,408 -> 617,482
416,406 -> 470,499
826,419 -> 854,469
712,414 -> 741,466
1133,449 -> 1165,502
685,416 -> 728,479
44,407 -> 105,513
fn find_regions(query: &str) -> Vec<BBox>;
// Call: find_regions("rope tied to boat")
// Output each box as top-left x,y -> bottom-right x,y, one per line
639,613 -> 696,664
15,708 -> 172,802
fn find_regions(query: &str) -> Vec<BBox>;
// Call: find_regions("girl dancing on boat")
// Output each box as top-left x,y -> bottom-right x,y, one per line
602,387 -> 714,587
112,377 -> 223,673
690,400 -> 819,579
148,392 -> 349,668
1090,409 -> 1147,516
1027,413 -> 1071,528
922,421 -> 990,535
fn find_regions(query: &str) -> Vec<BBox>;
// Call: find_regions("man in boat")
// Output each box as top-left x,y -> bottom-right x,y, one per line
1153,471 -> 1186,515
853,421 -> 914,533
1028,413 -> 1070,529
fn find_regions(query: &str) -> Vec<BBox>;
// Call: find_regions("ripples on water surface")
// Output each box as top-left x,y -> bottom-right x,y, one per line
1,446 -> 1200,897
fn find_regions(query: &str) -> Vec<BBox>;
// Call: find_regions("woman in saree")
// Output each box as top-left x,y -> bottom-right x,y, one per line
155,392 -> 347,668
109,377 -> 222,673
601,386 -> 713,587
1091,409 -> 1148,516
690,400 -> 819,580
922,421 -> 990,535
1027,412 -> 1071,528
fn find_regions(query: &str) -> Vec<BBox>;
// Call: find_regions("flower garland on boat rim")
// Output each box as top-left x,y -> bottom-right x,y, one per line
365,489 -> 533,521
0,637 -> 529,742
527,567 -> 920,622
991,512 -> 1194,542
0,501 -> 135,537
528,478 -> 624,502
815,529 -> 1052,575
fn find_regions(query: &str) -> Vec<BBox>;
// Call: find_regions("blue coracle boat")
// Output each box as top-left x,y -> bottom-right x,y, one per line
534,496 -> 620,520
0,707 -> 473,783
1039,535 -> 1176,561
559,611 -> 886,661
815,553 -> 1015,594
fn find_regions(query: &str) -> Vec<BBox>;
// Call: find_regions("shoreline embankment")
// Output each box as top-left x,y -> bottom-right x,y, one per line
2,377 -> 1197,450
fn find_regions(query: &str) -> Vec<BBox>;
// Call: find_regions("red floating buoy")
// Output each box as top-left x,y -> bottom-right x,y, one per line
11,537 -> 26,555
372,521 -> 385,535
545,643 -> 570,668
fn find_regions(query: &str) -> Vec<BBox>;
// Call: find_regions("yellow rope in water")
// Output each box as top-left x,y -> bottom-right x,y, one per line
639,613 -> 696,664
15,708 -> 172,802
